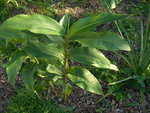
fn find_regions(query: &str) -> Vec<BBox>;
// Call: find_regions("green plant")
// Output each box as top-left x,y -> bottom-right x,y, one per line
6,88 -> 73,113
109,2 -> 150,89
96,107 -> 106,113
103,1 -> 150,113
0,12 -> 130,99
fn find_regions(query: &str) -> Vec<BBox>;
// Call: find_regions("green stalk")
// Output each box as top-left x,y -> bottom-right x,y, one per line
63,14 -> 70,84
63,35 -> 69,84
62,36 -> 69,101
62,14 -> 71,101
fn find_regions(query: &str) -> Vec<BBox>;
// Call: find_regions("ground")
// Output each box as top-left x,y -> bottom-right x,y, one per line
1,67 -> 150,113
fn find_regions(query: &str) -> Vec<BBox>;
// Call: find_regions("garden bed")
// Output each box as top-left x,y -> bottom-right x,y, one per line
0,0 -> 150,113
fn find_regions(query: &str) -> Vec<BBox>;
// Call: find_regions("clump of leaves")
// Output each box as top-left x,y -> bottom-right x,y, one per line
0,12 -> 130,99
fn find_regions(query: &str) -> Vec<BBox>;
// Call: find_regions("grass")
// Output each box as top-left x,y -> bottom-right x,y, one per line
6,88 -> 73,113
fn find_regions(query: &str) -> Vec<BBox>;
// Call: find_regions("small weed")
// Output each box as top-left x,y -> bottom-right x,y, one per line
125,102 -> 137,107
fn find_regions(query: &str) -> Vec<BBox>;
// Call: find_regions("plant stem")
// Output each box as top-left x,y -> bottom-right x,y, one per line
63,35 -> 69,84
63,35 -> 69,102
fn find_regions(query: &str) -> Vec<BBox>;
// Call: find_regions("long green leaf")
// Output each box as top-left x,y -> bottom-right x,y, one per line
68,67 -> 103,95
108,76 -> 135,85
0,27 -> 23,40
68,12 -> 129,36
24,41 -> 64,61
1,14 -> 63,35
46,64 -> 63,75
70,47 -> 118,70
46,73 -> 62,82
45,35 -> 64,46
59,14 -> 69,33
22,62 -> 36,90
6,50 -> 26,85
70,31 -> 130,51
0,27 -> 44,42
